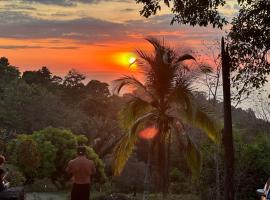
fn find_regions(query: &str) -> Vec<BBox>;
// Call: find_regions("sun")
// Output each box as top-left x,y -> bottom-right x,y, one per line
129,57 -> 136,65
112,52 -> 137,70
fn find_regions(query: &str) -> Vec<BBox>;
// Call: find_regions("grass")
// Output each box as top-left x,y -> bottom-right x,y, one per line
26,191 -> 68,200
26,191 -> 199,200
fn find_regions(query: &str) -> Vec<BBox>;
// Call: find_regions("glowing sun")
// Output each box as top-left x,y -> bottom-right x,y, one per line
112,52 -> 137,69
129,57 -> 136,65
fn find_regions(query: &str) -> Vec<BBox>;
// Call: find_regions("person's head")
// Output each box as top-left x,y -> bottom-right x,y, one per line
0,155 -> 5,165
0,169 -> 5,180
77,146 -> 86,156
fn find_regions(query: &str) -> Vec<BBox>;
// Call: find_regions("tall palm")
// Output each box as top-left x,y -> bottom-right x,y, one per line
112,38 -> 219,194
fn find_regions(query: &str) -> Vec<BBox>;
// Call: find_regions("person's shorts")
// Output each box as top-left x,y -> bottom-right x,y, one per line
71,183 -> 90,200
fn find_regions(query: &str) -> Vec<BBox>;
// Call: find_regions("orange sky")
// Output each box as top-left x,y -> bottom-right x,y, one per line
0,0 -> 238,83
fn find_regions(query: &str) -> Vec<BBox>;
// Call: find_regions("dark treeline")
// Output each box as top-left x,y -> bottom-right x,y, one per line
0,57 -> 123,139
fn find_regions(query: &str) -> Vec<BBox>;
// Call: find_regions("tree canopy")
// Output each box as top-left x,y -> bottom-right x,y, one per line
136,0 -> 227,28
228,0 -> 270,99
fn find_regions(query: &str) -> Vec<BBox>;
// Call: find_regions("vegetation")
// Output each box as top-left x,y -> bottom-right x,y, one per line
7,127 -> 106,188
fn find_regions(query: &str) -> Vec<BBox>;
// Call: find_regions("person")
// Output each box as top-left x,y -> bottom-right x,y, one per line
261,177 -> 270,200
0,168 -> 9,192
66,146 -> 96,200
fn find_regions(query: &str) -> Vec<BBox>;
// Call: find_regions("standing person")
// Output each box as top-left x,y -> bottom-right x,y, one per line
0,155 -> 5,166
66,146 -> 96,200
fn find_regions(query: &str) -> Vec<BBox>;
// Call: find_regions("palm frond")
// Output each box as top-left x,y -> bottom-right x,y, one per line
182,104 -> 221,142
146,37 -> 163,51
112,134 -> 138,176
175,54 -> 196,63
185,133 -> 202,180
112,76 -> 157,101
199,64 -> 213,74
113,112 -> 156,175
172,122 -> 201,180
118,96 -> 153,130
168,80 -> 193,110
112,76 -> 144,94
136,49 -> 154,67
130,112 -> 157,135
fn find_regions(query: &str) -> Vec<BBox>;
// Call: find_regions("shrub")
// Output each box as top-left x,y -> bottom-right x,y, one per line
7,127 -> 107,188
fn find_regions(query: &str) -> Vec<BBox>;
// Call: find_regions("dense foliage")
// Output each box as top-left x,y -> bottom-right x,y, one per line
135,0 -> 227,28
229,0 -> 270,100
7,127 -> 106,188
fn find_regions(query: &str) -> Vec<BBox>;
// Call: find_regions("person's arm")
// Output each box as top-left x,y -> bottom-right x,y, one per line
66,160 -> 73,174
90,161 -> 96,175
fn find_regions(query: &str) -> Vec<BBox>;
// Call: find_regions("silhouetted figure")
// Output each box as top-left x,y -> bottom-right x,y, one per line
66,146 -> 96,200
261,178 -> 270,200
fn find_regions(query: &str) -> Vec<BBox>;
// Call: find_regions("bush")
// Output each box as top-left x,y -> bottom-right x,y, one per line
6,168 -> 26,187
7,127 -> 107,188
7,136 -> 41,182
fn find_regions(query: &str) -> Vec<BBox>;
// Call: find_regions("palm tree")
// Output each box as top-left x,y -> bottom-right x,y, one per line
112,37 -> 220,195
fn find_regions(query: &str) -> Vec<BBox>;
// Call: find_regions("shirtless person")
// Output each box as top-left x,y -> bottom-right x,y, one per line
66,146 -> 96,200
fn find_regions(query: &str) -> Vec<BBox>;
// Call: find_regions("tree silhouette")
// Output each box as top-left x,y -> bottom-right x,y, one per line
112,38 -> 219,195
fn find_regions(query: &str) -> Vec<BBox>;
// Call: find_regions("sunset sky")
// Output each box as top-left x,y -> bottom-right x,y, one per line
0,0 -> 239,83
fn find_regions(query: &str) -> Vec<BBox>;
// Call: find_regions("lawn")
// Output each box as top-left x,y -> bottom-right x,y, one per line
26,192 -> 68,200
25,192 -> 199,200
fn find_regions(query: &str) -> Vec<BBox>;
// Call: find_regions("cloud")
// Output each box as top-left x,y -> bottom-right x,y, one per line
0,11 -> 127,42
0,45 -> 43,49
0,44 -> 79,49
0,10 -> 223,49
48,46 -> 79,49
4,4 -> 37,10
21,0 -> 132,6
22,0 -> 74,6
120,8 -> 135,12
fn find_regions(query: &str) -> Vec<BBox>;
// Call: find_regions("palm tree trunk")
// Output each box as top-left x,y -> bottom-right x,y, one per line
221,37 -> 234,200
143,141 -> 152,200
162,131 -> 171,199
215,143 -> 221,200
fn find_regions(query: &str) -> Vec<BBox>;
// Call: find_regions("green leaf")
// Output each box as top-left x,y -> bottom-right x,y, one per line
113,112 -> 156,175
112,134 -> 138,176
181,103 -> 221,143
118,97 -> 153,130
186,134 -> 202,180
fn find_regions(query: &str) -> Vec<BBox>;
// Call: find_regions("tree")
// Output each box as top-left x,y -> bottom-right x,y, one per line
7,135 -> 41,183
22,66 -> 52,85
221,38 -> 234,200
85,80 -> 110,98
79,80 -> 111,117
112,38 -> 219,195
63,69 -> 86,104
63,69 -> 86,89
136,0 -> 227,28
0,79 -> 90,134
229,0 -> 270,100
0,57 -> 20,91
22,67 -> 63,90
